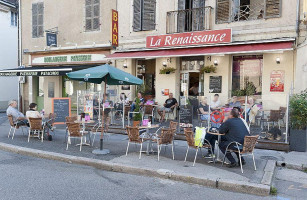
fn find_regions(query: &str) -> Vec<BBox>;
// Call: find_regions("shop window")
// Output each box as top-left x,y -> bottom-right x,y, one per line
133,0 -> 156,31
216,0 -> 281,24
32,2 -> 44,38
232,55 -> 263,96
85,0 -> 100,31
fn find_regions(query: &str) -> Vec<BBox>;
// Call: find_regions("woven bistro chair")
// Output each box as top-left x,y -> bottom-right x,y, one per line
165,106 -> 176,121
89,117 -> 111,146
266,110 -> 281,130
184,128 -> 214,166
126,126 -> 150,159
142,105 -> 155,123
221,135 -> 259,173
7,115 -> 27,139
152,128 -> 175,161
66,122 -> 88,151
28,117 -> 44,142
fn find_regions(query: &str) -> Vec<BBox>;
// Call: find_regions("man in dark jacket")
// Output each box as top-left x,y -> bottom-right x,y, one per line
219,108 -> 250,167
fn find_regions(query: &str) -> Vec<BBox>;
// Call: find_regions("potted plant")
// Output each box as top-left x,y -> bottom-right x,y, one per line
159,67 -> 176,74
289,89 -> 307,152
133,97 -> 142,126
199,65 -> 217,73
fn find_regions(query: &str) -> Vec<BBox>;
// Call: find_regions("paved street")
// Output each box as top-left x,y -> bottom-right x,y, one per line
0,113 -> 7,125
0,150 -> 276,200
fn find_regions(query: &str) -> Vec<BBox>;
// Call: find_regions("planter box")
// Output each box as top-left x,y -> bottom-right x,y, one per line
290,129 -> 307,152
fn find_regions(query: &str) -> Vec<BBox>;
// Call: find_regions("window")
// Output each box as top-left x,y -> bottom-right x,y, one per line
32,2 -> 44,38
85,0 -> 100,31
232,56 -> 263,96
216,0 -> 281,24
133,0 -> 156,31
11,12 -> 17,26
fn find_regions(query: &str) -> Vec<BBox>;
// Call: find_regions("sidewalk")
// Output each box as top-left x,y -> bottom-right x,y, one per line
0,120 -> 285,196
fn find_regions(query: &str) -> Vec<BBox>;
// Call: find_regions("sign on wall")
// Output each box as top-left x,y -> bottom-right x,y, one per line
270,70 -> 285,92
31,54 -> 107,65
112,9 -> 119,47
209,76 -> 222,93
146,29 -> 232,48
46,32 -> 57,47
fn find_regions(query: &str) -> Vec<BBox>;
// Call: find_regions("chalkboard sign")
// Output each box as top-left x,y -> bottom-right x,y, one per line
46,32 -> 57,47
209,76 -> 222,93
179,105 -> 193,127
52,98 -> 71,124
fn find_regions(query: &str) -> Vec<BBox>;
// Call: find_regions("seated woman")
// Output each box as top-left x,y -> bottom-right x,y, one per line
26,103 -> 42,119
243,97 -> 259,123
199,98 -> 209,121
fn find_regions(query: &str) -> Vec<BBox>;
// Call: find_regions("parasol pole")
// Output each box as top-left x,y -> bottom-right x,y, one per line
100,77 -> 106,151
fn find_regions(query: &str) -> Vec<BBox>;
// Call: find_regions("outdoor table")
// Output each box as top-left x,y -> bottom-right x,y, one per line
206,131 -> 226,163
139,124 -> 160,155
74,120 -> 95,146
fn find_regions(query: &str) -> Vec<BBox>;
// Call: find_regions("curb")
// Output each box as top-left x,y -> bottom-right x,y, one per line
0,142 -> 270,196
276,161 -> 307,171
261,160 -> 276,186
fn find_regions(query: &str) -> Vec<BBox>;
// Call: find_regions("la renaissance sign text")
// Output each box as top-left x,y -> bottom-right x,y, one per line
146,29 -> 232,48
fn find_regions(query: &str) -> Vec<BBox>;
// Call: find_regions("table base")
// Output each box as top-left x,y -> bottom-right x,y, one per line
92,149 -> 110,155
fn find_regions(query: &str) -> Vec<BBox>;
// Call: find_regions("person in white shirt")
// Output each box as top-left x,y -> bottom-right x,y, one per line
26,103 -> 42,119
210,94 -> 221,110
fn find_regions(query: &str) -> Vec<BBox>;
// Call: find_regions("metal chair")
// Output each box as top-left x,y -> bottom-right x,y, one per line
221,135 -> 259,173
142,105 -> 155,123
266,110 -> 281,130
153,128 -> 175,161
28,117 -> 44,143
65,116 -> 77,143
89,117 -> 110,146
126,126 -> 150,159
165,106 -> 176,121
7,115 -> 27,139
66,122 -> 88,151
184,128 -> 215,166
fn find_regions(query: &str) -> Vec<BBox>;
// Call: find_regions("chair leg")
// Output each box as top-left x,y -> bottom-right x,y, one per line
41,131 -> 44,142
221,151 -> 227,167
66,136 -> 69,150
158,144 -> 160,161
139,142 -> 143,159
8,126 -> 12,138
171,143 -> 175,160
252,153 -> 257,171
209,145 -> 215,165
193,148 -> 199,167
92,133 -> 96,146
238,154 -> 243,173
126,141 -> 130,156
28,130 -> 31,142
80,137 -> 83,151
12,127 -> 17,140
184,147 -> 189,162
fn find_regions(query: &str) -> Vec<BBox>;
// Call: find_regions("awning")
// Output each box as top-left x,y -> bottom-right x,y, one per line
107,41 -> 293,59
0,66 -> 95,76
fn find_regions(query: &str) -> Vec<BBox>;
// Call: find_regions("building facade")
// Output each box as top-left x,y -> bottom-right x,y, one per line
108,0 -> 306,112
0,0 -> 18,110
18,0 -> 116,114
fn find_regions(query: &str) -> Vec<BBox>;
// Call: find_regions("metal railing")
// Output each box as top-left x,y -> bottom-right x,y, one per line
166,6 -> 212,34
231,4 -> 265,22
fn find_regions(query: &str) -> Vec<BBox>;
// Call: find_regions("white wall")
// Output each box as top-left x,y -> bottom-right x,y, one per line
0,5 -> 18,110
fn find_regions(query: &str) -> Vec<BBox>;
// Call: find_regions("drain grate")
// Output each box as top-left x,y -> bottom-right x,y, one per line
260,156 -> 279,161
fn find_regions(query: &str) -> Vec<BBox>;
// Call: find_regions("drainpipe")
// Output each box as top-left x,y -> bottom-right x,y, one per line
296,0 -> 300,47
18,0 -> 22,111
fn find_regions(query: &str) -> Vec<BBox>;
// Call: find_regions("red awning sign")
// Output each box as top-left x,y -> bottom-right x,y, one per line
146,29 -> 232,48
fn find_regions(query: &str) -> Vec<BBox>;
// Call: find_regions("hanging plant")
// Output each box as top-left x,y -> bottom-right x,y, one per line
159,67 -> 176,74
199,65 -> 217,73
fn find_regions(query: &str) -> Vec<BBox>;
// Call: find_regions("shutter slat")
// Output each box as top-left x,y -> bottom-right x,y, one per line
216,0 -> 230,23
85,0 -> 100,31
142,0 -> 156,31
265,0 -> 281,18
133,0 -> 142,31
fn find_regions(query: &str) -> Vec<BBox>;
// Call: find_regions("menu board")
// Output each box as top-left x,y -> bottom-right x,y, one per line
52,98 -> 71,124
179,105 -> 193,127
209,76 -> 222,93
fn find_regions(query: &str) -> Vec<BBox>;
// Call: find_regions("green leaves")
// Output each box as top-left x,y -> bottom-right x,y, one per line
290,89 -> 307,130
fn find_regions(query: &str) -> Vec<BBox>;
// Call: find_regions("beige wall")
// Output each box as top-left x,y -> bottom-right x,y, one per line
295,44 -> 307,93
43,76 -> 62,114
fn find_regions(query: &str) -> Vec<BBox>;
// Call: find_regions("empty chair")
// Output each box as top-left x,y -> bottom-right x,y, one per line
266,110 -> 281,130
222,135 -> 259,173
66,122 -> 88,151
165,107 -> 176,121
28,117 -> 44,142
142,105 -> 155,123
126,126 -> 149,159
7,115 -> 27,139
153,128 -> 175,161
184,128 -> 214,166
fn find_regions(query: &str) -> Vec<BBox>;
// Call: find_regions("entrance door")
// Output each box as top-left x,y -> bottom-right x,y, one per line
36,77 -> 44,111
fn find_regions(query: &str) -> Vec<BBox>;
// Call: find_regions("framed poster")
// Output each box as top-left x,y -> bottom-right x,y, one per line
209,76 -> 222,93
270,70 -> 285,92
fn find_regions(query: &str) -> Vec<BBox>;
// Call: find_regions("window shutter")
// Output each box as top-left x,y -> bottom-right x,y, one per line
216,0 -> 230,23
178,0 -> 185,10
192,0 -> 205,8
133,0 -> 142,31
142,0 -> 156,31
177,0 -> 186,33
265,0 -> 281,18
32,3 -> 38,37
85,0 -> 100,31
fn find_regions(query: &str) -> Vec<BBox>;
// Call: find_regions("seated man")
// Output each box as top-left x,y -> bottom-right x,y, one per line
157,93 -> 178,122
218,108 -> 250,167
6,99 -> 28,126
199,98 -> 209,121
129,92 -> 145,119
210,94 -> 221,111
229,96 -> 241,109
